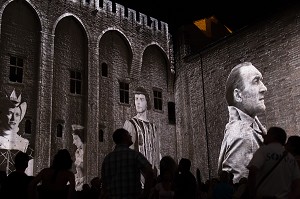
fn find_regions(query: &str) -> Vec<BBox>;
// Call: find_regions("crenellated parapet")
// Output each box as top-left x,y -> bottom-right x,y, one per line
68,0 -> 169,35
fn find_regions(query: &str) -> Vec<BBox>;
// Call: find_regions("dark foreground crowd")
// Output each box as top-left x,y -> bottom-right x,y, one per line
0,127 -> 300,199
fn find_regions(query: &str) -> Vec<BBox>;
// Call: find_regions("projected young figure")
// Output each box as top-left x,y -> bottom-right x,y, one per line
72,125 -> 85,191
123,87 -> 161,172
218,62 -> 267,183
0,89 -> 34,175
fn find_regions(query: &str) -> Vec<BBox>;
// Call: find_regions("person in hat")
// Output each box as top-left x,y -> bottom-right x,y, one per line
72,125 -> 85,191
0,89 -> 33,175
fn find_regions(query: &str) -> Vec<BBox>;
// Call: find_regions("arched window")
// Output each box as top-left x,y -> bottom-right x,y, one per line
25,119 -> 32,134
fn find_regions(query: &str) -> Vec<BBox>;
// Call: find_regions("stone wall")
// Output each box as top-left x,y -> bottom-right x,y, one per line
0,0 -> 174,182
175,3 -> 300,181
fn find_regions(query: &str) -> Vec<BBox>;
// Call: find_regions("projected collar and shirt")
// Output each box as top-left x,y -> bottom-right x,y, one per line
218,106 -> 265,183
123,117 -> 160,170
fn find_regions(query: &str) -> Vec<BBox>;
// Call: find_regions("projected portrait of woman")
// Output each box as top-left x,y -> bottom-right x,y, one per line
0,89 -> 34,175
72,125 -> 85,191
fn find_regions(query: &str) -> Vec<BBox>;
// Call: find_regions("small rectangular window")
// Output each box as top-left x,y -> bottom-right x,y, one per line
99,129 -> 104,142
119,82 -> 129,104
153,90 -> 162,111
56,124 -> 63,137
101,63 -> 108,77
168,102 -> 176,124
70,70 -> 82,94
9,56 -> 23,83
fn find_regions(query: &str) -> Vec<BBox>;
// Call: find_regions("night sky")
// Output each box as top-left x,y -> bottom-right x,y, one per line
113,0 -> 298,34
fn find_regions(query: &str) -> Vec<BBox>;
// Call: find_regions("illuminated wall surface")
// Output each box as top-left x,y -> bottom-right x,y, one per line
0,0 -> 300,185
0,0 -> 173,188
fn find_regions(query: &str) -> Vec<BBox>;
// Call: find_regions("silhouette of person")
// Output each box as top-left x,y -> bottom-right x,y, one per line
212,171 -> 235,199
0,89 -> 34,175
247,127 -> 300,199
0,170 -> 7,194
174,158 -> 197,199
1,151 -> 33,199
28,149 -> 75,199
89,177 -> 102,199
101,128 -> 154,199
285,135 -> 300,167
218,62 -> 268,183
150,156 -> 177,199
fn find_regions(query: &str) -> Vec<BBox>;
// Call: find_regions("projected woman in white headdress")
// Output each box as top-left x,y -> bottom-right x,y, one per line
72,125 -> 85,191
0,89 -> 34,175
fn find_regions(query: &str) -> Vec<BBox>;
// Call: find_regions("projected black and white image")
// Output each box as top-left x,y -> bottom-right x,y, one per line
72,124 -> 85,191
123,86 -> 161,171
0,89 -> 34,175
217,62 -> 268,183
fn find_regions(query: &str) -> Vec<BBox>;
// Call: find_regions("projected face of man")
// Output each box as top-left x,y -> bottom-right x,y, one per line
236,65 -> 267,118
135,94 -> 147,114
0,106 -> 22,133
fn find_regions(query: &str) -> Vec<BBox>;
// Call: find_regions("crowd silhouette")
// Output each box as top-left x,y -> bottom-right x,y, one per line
0,127 -> 300,199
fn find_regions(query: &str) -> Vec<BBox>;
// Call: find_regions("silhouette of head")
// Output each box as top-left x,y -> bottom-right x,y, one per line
178,158 -> 191,173
159,156 -> 177,180
14,151 -> 30,171
285,135 -> 300,155
112,128 -> 133,146
51,149 -> 73,170
264,126 -> 287,145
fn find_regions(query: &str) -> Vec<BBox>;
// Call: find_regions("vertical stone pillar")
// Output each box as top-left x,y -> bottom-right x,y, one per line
85,37 -> 100,182
34,29 -> 55,174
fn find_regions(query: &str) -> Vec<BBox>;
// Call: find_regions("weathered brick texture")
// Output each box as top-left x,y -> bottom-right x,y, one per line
175,3 -> 300,181
0,0 -> 173,183
2,0 -> 298,184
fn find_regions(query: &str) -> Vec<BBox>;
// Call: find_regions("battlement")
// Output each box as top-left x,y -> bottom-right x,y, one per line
69,0 -> 169,35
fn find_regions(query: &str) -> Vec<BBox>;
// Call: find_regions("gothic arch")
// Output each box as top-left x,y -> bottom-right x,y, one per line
51,15 -> 89,153
0,0 -> 42,170
141,44 -> 170,90
98,28 -> 133,74
99,29 -> 133,76
0,0 -> 43,32
52,13 -> 89,42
